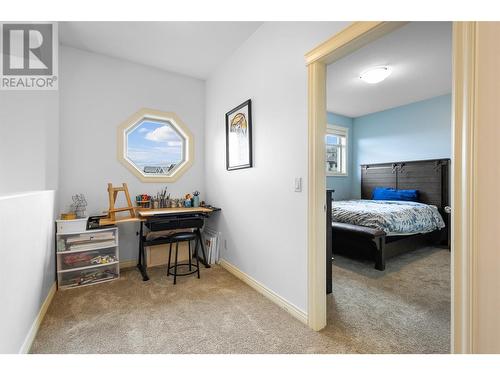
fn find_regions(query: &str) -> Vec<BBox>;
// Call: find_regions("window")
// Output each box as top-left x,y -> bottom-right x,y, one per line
326,124 -> 348,176
118,109 -> 194,182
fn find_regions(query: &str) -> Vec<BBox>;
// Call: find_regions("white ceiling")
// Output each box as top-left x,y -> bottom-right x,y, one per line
59,22 -> 263,79
326,22 -> 452,118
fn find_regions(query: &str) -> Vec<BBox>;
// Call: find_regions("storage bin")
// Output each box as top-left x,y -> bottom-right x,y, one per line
56,217 -> 88,234
56,227 -> 119,289
58,248 -> 118,271
58,263 -> 119,289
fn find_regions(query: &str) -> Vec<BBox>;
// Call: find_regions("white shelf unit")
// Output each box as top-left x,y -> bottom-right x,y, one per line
56,226 -> 119,289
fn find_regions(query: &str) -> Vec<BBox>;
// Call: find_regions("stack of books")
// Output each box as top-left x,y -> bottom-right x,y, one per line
202,228 -> 220,265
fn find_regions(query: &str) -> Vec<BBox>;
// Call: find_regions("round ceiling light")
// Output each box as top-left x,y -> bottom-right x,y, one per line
359,66 -> 392,84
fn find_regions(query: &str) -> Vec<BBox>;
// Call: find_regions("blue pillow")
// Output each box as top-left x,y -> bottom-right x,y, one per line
372,187 -> 419,202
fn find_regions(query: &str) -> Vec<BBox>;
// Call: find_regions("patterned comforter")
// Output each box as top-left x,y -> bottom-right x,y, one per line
331,200 -> 445,235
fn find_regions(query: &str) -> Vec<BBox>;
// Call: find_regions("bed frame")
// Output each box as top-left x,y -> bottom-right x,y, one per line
326,159 -> 450,292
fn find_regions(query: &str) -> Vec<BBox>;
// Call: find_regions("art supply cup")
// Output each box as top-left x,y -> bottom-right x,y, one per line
192,195 -> 200,207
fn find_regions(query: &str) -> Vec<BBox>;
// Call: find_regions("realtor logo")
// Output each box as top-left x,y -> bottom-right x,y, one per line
0,22 -> 58,90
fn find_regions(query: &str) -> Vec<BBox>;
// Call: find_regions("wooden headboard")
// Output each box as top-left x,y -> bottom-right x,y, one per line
360,159 -> 450,210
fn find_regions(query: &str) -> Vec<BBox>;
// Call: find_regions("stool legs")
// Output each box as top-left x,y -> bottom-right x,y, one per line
174,242 -> 179,285
167,243 -> 173,276
194,237 -> 200,279
167,237 -> 200,284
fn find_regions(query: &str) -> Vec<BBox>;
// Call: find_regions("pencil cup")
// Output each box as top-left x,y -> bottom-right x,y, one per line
192,196 -> 200,207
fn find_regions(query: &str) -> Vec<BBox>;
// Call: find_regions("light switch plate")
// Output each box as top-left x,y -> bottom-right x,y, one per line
295,177 -> 302,192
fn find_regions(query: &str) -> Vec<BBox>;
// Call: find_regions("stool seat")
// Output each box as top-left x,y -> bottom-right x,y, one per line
169,232 -> 197,241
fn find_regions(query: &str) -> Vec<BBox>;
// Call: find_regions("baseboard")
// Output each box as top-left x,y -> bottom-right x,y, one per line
219,259 -> 308,325
19,282 -> 56,354
120,259 -> 137,270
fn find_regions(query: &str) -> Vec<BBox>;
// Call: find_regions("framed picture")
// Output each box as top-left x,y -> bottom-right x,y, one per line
225,99 -> 253,170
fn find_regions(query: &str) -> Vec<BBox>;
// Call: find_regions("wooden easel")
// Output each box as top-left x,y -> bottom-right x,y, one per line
106,183 -> 136,222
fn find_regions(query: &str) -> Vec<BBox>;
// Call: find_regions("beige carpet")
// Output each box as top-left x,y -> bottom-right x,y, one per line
31,247 -> 450,354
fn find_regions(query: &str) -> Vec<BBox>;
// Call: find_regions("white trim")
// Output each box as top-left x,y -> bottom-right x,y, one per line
0,189 -> 56,201
451,21 -> 477,354
19,282 -> 56,354
219,259 -> 308,325
307,61 -> 327,330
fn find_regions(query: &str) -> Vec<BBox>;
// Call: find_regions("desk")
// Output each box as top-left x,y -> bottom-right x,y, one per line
136,207 -> 220,281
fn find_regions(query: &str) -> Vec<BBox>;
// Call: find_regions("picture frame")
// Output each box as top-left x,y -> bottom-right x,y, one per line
225,99 -> 253,171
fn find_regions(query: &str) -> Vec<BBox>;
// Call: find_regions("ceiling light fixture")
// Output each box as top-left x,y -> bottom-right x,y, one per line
359,66 -> 392,84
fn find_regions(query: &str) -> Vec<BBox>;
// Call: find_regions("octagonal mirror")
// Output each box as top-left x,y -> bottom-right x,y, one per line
117,109 -> 194,182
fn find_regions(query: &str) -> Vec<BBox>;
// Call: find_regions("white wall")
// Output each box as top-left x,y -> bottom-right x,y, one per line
205,22 -> 349,313
0,81 -> 58,353
0,190 -> 56,353
0,91 -> 59,195
59,46 -> 206,261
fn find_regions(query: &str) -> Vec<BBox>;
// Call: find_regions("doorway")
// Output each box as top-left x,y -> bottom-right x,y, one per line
306,22 -> 477,354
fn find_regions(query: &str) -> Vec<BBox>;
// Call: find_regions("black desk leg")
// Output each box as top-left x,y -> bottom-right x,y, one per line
136,221 -> 150,281
195,229 -> 211,268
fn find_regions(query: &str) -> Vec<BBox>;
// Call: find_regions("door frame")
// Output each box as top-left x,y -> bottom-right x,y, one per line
305,22 -> 477,354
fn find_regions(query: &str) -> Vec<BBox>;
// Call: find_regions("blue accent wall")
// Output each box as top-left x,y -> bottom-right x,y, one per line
351,94 -> 452,197
327,94 -> 452,200
326,112 -> 353,200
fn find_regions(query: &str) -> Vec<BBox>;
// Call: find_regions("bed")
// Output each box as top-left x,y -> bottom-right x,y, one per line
331,199 -> 445,236
326,159 -> 450,292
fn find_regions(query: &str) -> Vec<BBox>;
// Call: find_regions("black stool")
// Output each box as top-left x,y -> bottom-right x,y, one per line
167,232 -> 200,284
